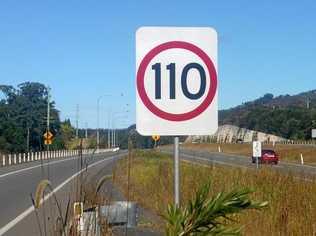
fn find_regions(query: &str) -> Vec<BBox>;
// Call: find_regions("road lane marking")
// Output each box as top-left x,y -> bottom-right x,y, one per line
0,157 -> 78,179
181,153 -> 315,182
0,153 -> 124,236
182,154 -> 247,168
161,149 -> 316,170
0,153 -> 115,179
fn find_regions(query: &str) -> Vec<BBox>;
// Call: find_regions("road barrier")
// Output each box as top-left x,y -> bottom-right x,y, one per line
0,148 -> 114,168
193,139 -> 316,146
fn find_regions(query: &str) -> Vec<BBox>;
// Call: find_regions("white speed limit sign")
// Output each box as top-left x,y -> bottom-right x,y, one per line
136,27 -> 218,135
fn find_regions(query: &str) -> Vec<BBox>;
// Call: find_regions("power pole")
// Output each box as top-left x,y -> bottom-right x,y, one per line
76,104 -> 79,139
307,97 -> 310,109
46,86 -> 51,179
107,114 -> 111,148
85,122 -> 88,139
47,87 -> 51,139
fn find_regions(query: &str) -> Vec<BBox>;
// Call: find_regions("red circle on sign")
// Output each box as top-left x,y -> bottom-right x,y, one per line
137,41 -> 217,121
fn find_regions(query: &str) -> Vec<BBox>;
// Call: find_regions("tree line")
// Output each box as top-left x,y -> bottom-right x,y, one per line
0,82 -> 75,153
220,93 -> 316,140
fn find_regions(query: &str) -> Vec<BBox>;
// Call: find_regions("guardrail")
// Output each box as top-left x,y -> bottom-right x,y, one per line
195,140 -> 316,145
0,148 -> 114,168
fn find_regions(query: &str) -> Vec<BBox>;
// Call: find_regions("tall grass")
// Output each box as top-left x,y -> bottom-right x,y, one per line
32,142 -> 114,236
115,150 -> 316,235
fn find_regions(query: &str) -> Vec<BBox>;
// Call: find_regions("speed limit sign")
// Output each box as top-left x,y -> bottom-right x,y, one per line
136,27 -> 218,135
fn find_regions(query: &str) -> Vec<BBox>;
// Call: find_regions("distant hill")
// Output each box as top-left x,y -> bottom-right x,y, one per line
97,90 -> 316,148
219,90 -> 316,140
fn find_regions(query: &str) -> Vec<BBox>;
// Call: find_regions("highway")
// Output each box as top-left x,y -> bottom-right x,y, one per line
1,147 -> 315,236
0,151 -> 126,236
160,147 -> 316,179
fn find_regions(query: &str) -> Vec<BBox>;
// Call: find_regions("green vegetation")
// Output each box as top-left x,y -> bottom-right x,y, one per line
164,183 -> 267,236
0,82 -> 74,153
115,150 -> 316,235
220,92 -> 316,139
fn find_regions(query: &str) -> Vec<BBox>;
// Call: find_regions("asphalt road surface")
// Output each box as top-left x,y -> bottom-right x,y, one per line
0,151 -> 127,236
160,147 -> 316,179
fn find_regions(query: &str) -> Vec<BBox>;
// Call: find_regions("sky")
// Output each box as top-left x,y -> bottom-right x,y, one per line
0,0 -> 315,129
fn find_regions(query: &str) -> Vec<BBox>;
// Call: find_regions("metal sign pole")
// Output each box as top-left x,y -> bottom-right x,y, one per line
174,137 -> 180,206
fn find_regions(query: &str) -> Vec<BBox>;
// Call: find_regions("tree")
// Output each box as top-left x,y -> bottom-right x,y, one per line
60,119 -> 75,148
0,82 -> 63,152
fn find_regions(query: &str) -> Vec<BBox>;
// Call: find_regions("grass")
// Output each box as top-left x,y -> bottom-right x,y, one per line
32,144 -> 114,236
182,143 -> 316,165
115,150 -> 316,235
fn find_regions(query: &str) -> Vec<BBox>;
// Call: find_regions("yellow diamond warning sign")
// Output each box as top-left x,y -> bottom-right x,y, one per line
43,131 -> 53,139
43,131 -> 53,145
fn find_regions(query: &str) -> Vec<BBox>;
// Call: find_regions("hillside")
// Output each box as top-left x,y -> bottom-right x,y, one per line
219,90 -> 316,140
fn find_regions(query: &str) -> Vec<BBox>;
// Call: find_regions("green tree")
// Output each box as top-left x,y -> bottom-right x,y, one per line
0,82 -> 63,153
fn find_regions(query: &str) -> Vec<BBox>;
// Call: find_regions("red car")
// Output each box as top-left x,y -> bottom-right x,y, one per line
252,149 -> 279,164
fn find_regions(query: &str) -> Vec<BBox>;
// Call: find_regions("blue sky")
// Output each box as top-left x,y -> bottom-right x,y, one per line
0,0 -> 315,128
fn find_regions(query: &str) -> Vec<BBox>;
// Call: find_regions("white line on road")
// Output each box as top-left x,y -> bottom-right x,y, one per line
182,154 -> 247,168
182,153 -> 315,182
0,157 -> 77,179
163,150 -> 316,170
0,154 -> 123,236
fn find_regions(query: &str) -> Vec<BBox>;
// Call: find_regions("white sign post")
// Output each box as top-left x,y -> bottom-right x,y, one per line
252,141 -> 262,169
312,129 -> 316,139
136,27 -> 218,205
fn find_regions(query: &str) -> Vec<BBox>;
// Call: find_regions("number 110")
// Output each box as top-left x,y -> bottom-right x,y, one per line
152,62 -> 206,100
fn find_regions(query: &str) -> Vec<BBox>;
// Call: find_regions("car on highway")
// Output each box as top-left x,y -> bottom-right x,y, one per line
252,149 -> 279,164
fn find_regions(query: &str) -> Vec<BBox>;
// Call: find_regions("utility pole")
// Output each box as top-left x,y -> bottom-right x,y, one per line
46,87 -> 51,139
85,122 -> 88,139
108,128 -> 110,148
307,97 -> 310,109
114,129 -> 116,147
111,126 -> 114,147
76,104 -> 79,139
46,86 -> 51,179
107,112 -> 111,148
97,95 -> 110,152
97,93 -> 124,150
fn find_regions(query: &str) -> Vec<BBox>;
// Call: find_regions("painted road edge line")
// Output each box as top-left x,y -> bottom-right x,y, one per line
182,154 -> 314,182
0,154 -> 123,236
0,153 -> 113,179
0,157 -> 77,179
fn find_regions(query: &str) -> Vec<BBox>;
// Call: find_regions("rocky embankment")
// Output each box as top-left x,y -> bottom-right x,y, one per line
186,124 -> 287,143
